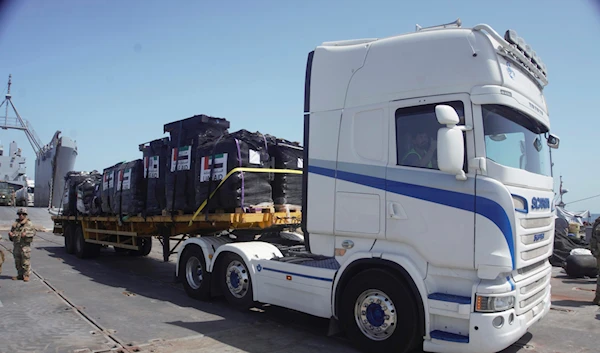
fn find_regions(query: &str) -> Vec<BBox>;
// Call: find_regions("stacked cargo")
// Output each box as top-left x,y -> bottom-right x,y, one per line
62,113 -> 304,218
101,162 -> 123,214
266,136 -> 303,211
111,159 -> 147,216
62,171 -> 93,216
195,129 -> 272,213
76,171 -> 102,215
139,137 -> 170,216
164,114 -> 230,214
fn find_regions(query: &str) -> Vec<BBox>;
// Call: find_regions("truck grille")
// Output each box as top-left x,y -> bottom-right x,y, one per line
521,244 -> 551,261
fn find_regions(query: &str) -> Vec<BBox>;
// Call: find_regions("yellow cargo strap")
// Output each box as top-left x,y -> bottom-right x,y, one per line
189,167 -> 303,225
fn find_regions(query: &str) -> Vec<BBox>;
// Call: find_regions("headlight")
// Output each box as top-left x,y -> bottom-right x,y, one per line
475,294 -> 515,312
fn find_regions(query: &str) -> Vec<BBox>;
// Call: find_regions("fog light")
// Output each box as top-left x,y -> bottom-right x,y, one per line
508,313 -> 515,325
492,316 -> 504,328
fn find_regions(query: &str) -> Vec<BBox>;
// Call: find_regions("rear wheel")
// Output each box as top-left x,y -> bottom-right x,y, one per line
180,245 -> 211,300
64,224 -> 75,254
340,268 -> 421,353
74,226 -> 101,259
219,253 -> 254,310
129,237 -> 152,256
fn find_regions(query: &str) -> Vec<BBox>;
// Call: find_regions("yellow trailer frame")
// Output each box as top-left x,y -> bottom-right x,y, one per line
52,210 -> 301,261
52,167 -> 303,261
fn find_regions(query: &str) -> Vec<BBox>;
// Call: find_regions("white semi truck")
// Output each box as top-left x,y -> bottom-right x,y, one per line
176,19 -> 559,353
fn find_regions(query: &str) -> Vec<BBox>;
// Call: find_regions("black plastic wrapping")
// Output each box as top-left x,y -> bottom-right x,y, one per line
564,254 -> 598,278
111,159 -> 147,216
62,171 -> 92,216
266,136 -> 303,207
139,138 -> 170,216
76,172 -> 102,215
196,129 -> 272,212
164,114 -> 230,213
101,162 -> 123,214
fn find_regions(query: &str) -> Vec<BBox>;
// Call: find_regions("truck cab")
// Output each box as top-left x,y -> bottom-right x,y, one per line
176,20 -> 558,353
303,20 -> 556,352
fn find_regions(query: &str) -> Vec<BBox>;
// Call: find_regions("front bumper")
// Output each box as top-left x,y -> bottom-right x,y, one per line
424,287 -> 551,353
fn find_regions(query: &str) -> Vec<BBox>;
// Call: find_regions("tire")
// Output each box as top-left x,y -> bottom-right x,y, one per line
180,245 -> 211,300
129,237 -> 152,257
219,253 -> 254,310
64,224 -> 75,254
74,226 -> 100,259
340,268 -> 421,353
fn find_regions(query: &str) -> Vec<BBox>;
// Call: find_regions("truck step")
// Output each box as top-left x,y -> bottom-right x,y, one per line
430,330 -> 469,343
428,293 -> 471,304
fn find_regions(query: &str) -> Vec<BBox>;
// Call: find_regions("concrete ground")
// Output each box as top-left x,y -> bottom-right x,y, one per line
0,207 -> 598,353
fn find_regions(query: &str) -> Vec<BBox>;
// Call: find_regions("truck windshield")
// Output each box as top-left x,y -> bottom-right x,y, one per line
482,104 -> 551,177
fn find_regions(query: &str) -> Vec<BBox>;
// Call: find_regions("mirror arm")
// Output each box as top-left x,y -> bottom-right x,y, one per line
455,171 -> 467,181
455,125 -> 473,132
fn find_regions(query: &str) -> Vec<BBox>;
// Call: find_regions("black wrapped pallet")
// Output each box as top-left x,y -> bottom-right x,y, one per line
62,171 -> 92,216
139,137 -> 170,216
101,162 -> 123,214
266,136 -> 303,209
76,172 -> 102,215
196,129 -> 273,212
164,114 -> 230,214
111,159 -> 147,216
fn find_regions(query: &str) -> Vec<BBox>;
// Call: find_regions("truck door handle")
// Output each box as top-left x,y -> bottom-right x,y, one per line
388,202 -> 407,220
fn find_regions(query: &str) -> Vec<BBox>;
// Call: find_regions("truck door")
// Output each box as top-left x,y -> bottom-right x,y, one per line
334,104 -> 388,241
386,95 -> 476,270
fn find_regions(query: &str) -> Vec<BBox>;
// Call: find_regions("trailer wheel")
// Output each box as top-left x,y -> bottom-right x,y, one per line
64,224 -> 75,254
74,226 -> 100,259
180,245 -> 211,300
129,237 -> 152,256
220,253 -> 254,310
340,268 -> 420,353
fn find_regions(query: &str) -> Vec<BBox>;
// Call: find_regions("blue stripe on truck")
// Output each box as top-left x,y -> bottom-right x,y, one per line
308,165 -> 515,269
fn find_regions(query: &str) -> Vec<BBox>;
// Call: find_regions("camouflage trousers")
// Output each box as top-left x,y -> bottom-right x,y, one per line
0,249 -> 4,274
13,244 -> 31,277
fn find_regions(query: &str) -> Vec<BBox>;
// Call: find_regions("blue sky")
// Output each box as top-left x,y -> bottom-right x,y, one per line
0,0 -> 599,211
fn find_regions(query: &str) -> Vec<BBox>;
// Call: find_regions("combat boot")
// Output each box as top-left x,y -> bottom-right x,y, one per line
593,297 -> 600,306
12,276 -> 23,280
23,275 -> 29,282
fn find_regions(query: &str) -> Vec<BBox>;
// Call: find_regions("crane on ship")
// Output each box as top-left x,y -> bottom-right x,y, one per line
0,74 -> 44,155
0,74 -> 56,207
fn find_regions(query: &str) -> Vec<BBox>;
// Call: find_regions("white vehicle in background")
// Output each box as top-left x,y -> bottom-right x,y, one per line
15,179 -> 34,206
176,19 -> 559,353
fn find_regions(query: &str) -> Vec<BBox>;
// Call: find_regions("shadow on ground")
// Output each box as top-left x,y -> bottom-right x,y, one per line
37,242 -> 357,353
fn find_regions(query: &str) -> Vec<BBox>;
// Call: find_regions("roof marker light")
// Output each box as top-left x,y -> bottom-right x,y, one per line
524,44 -> 532,59
504,30 -> 518,45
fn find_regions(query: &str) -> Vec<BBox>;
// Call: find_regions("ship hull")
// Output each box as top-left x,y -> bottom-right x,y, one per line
34,133 -> 77,208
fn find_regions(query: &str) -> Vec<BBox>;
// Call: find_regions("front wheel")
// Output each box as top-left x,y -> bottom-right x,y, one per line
340,268 -> 421,353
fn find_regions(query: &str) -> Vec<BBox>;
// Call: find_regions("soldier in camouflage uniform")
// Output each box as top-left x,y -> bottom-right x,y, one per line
8,207 -> 36,282
592,217 -> 600,305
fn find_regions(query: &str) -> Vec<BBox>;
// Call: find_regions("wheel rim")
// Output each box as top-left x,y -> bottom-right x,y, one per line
354,289 -> 397,341
185,256 -> 203,290
225,260 -> 249,298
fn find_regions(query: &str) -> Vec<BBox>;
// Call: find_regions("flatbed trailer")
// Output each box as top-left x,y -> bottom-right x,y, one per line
51,210 -> 302,262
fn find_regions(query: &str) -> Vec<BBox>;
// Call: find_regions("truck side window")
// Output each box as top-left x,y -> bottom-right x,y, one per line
396,101 -> 465,169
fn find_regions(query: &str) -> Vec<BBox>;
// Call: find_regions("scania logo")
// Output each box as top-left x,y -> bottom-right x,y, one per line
531,197 -> 550,210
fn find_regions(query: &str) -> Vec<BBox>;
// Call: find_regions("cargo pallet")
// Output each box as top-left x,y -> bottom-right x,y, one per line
51,210 -> 301,262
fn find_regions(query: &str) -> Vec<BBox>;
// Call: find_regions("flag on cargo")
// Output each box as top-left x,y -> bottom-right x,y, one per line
171,146 -> 191,172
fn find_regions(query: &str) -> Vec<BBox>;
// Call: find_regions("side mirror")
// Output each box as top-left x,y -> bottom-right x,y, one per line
547,133 -> 560,149
435,105 -> 460,126
435,105 -> 466,181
